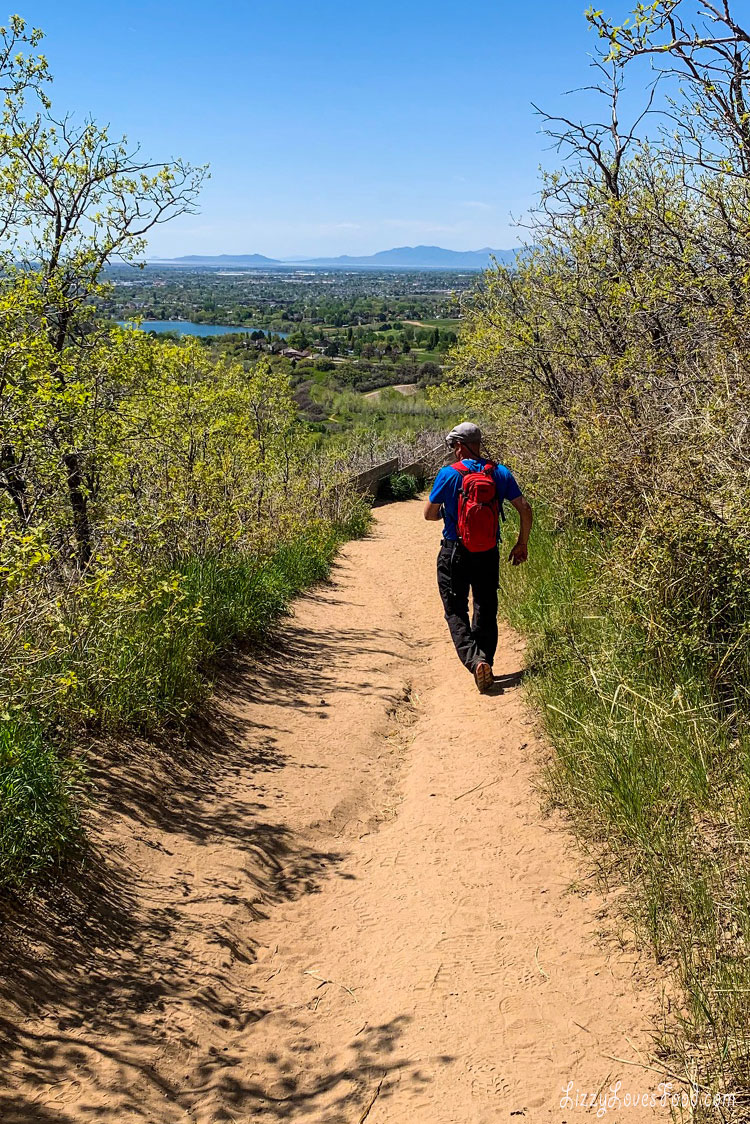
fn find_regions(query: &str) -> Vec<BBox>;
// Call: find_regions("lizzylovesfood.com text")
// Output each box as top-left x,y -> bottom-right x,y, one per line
560,1081 -> 736,1118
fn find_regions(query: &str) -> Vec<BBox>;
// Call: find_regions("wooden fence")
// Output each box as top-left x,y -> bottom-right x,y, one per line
350,445 -> 445,499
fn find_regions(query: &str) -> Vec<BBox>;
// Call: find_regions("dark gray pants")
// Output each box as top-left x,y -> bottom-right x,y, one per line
437,540 -> 500,672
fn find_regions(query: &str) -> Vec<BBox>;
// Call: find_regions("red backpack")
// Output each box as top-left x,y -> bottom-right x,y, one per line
453,461 -> 500,552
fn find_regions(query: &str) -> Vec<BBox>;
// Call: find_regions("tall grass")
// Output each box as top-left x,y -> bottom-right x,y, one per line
0,720 -> 83,888
501,510 -> 750,1111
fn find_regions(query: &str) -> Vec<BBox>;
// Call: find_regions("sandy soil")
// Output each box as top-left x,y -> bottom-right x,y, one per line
0,499 -> 670,1123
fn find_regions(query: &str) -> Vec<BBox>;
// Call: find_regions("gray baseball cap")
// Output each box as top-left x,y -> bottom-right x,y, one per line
446,421 -> 482,448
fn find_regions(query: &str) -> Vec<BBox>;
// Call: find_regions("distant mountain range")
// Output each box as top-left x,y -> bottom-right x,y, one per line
154,245 -> 520,270
300,245 -> 518,268
162,252 -> 281,266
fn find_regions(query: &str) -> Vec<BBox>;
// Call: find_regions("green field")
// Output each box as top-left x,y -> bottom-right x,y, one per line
420,318 -> 462,330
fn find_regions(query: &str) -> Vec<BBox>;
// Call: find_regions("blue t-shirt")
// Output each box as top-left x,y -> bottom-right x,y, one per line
429,459 -> 522,542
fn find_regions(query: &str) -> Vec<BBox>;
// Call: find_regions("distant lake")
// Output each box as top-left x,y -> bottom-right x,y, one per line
118,319 -> 287,338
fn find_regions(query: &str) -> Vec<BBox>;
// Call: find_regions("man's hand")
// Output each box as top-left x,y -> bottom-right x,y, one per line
508,541 -> 528,566
508,495 -> 532,565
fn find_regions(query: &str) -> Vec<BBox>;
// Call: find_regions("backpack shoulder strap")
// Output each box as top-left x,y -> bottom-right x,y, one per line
484,463 -> 505,520
451,461 -> 469,475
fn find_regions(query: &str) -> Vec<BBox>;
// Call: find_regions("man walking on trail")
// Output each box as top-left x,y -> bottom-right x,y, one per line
424,422 -> 533,693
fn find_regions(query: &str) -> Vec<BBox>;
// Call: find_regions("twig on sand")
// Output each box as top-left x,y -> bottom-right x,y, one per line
591,1071 -> 614,1111
454,777 -> 500,801
600,1052 -> 706,1091
534,946 -> 550,980
624,1035 -> 646,1065
304,968 -> 358,1002
359,1073 -> 386,1123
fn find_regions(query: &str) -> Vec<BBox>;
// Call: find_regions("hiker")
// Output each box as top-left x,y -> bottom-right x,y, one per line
424,422 -> 533,693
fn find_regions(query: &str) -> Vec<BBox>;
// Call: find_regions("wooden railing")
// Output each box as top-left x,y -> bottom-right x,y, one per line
350,444 -> 445,499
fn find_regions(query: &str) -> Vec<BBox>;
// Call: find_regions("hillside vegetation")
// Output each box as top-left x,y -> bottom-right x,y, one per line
447,1 -> 750,1108
0,21 -> 435,888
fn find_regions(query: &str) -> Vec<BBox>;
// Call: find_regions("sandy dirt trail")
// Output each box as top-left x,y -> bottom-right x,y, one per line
1,499 -> 669,1123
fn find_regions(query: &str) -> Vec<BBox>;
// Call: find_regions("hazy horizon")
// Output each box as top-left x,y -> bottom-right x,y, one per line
147,243 -> 521,261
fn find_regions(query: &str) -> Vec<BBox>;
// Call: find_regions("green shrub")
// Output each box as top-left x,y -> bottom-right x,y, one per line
618,518 -> 750,704
388,472 -> 419,500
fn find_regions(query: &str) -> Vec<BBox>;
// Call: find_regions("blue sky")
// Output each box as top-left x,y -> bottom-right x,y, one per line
22,1 -> 621,256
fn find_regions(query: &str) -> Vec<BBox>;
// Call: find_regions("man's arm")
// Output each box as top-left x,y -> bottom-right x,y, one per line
424,468 -> 447,520
508,495 -> 533,565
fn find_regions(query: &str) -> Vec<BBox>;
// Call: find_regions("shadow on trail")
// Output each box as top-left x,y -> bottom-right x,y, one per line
181,1014 -> 451,1123
487,669 -> 526,695
0,1101 -> 78,1124
0,728 -> 331,1119
0,583 -> 418,1121
220,623 -> 416,714
0,1014 -> 449,1123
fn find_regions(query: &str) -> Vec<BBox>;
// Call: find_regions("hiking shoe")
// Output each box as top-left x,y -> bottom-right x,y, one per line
474,661 -> 493,693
